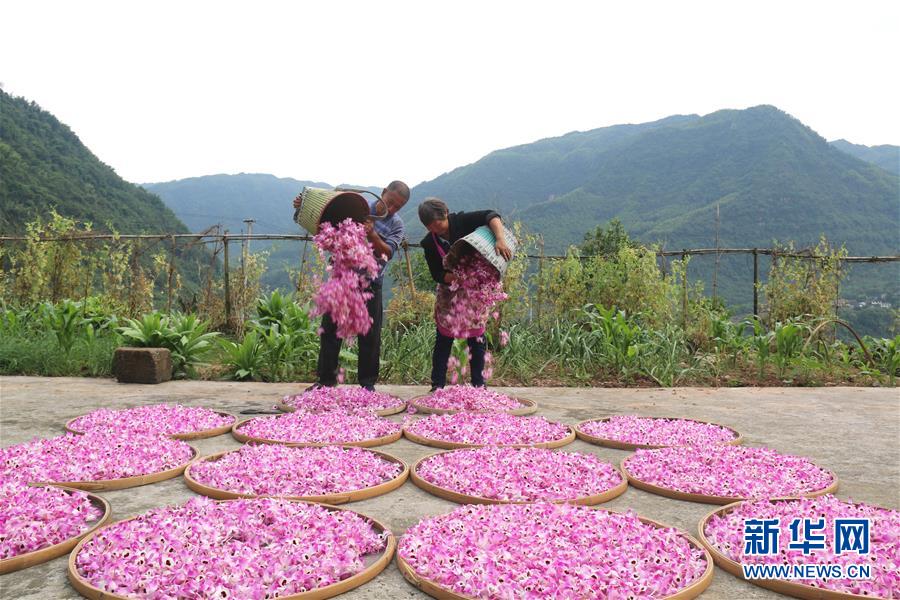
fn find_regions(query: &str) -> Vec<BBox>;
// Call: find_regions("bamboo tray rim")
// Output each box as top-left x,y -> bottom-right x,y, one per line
30,446 -> 199,492
407,394 -> 538,416
402,424 -> 576,450
67,499 -> 396,600
64,410 -> 237,440
277,393 -> 408,417
410,449 -> 627,505
397,506 -> 714,600
184,446 -> 409,504
697,497 -> 889,600
574,415 -> 743,450
0,485 -> 111,575
232,417 -> 403,448
621,454 -> 840,505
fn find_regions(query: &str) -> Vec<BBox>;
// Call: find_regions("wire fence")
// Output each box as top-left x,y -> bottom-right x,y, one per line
1,232 -> 898,326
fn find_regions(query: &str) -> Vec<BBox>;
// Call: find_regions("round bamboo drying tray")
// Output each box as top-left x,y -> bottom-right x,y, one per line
276,396 -> 407,417
409,449 -> 627,505
397,509 -> 714,600
0,486 -> 111,575
68,499 -> 396,600
407,394 -> 538,416
574,416 -> 743,450
65,411 -> 236,440
402,424 -> 575,450
697,498 -> 887,600
232,418 -> 403,448
35,446 -> 199,492
621,455 -> 839,505
184,446 -> 409,504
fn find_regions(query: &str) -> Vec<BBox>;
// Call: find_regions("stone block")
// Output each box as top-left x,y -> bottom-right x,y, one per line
113,347 -> 172,384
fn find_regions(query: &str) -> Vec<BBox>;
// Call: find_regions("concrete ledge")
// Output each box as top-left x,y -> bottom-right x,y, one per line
112,347 -> 172,384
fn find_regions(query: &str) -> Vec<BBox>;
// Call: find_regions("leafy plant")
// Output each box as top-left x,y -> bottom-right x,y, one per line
220,332 -> 265,381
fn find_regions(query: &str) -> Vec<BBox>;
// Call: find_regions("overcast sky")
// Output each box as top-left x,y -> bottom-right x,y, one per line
2,0 -> 898,187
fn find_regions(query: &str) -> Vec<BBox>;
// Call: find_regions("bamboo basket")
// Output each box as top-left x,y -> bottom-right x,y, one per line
0,486 -> 111,575
621,455 -> 839,505
293,187 -> 370,234
231,417 -> 402,448
697,498 -> 888,600
184,446 -> 409,504
402,424 -> 576,450
397,509 -> 714,600
407,394 -> 538,416
35,446 -> 199,492
574,416 -> 743,450
409,449 -> 627,505
68,500 -> 396,600
65,411 -> 236,440
444,224 -> 518,276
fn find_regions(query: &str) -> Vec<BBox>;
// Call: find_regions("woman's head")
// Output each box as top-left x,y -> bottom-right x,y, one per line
418,197 -> 450,237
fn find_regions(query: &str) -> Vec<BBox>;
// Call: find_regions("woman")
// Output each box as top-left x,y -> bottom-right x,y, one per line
418,197 -> 512,392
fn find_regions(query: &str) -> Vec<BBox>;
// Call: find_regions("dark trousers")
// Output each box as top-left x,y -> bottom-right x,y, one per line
430,327 -> 486,388
316,282 -> 383,387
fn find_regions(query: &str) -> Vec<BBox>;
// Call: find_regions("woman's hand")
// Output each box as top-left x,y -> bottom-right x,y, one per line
495,239 -> 512,261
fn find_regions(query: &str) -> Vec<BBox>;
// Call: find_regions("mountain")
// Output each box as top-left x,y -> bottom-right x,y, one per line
143,174 -> 331,235
830,139 -> 899,175
0,90 -> 190,235
404,106 -> 898,258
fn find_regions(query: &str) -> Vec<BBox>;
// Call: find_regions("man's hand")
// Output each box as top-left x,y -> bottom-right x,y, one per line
363,220 -> 375,237
443,272 -> 457,285
293,194 -> 302,209
495,239 -> 512,261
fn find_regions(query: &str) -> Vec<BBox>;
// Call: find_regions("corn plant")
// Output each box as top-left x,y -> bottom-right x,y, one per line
40,299 -> 88,355
168,313 -> 220,378
745,317 -> 772,380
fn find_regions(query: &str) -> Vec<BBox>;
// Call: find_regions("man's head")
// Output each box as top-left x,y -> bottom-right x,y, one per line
418,197 -> 450,237
379,180 -> 410,217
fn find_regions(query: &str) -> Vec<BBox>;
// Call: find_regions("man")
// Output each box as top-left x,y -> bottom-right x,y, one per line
294,181 -> 410,391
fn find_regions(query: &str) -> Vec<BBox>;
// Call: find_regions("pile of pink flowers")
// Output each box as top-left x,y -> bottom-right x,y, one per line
68,404 -> 234,437
418,386 -> 523,412
405,413 -> 570,447
579,415 -> 737,446
0,431 -> 194,484
399,503 -> 708,598
0,482 -> 103,559
281,387 -> 403,414
444,253 -> 508,337
704,495 -> 899,597
311,219 -> 379,339
189,445 -> 402,497
623,445 -> 836,498
74,497 -> 389,598
415,447 -> 624,502
236,411 -> 401,445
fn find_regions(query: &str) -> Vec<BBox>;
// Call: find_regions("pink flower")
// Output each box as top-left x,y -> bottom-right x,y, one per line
580,415 -> 737,447
419,385 -> 523,412
281,387 -> 404,414
443,253 -> 508,337
236,411 -> 401,445
399,503 -> 708,598
189,445 -> 402,497
415,447 -> 624,502
74,497 -> 389,597
311,220 -> 379,339
405,412 -> 570,447
68,404 -> 234,437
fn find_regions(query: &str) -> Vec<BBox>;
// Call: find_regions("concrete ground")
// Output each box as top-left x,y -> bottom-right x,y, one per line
0,376 -> 898,599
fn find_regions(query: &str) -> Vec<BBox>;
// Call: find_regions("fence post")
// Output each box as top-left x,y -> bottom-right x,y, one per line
752,248 -> 759,317
402,239 -> 415,296
167,235 -> 176,313
681,250 -> 688,329
223,232 -> 231,330
536,236 -> 545,326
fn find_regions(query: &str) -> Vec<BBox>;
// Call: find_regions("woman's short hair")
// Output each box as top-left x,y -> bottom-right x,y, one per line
418,197 -> 449,226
